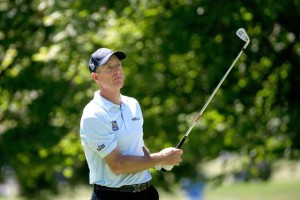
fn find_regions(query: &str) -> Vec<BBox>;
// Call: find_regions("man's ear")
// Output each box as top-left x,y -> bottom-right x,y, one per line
91,72 -> 100,82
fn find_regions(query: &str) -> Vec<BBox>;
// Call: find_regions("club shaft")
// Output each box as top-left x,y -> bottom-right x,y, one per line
181,47 -> 246,140
161,39 -> 249,173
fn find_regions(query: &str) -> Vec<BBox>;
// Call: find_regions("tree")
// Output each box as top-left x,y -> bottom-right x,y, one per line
0,0 -> 299,198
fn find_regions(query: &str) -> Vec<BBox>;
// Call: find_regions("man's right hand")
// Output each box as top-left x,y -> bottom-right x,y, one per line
158,147 -> 183,166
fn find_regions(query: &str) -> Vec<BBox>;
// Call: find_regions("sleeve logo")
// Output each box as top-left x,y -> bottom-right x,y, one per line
97,144 -> 105,151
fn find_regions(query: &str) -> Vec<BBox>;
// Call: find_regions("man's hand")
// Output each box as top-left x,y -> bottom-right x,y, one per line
158,147 -> 183,166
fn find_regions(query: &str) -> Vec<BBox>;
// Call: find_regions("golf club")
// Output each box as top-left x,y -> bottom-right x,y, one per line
161,28 -> 250,172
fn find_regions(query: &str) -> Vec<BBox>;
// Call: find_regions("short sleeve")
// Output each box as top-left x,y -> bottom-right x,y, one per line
81,116 -> 117,158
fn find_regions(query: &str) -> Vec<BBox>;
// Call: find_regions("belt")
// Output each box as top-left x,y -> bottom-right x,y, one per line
94,181 -> 151,193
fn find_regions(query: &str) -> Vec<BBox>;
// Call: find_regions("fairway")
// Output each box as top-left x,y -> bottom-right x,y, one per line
203,180 -> 300,200
54,179 -> 300,200
1,179 -> 299,200
1,160 -> 300,200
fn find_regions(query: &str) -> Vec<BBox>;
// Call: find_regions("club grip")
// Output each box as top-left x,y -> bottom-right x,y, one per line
176,136 -> 187,149
160,136 -> 187,173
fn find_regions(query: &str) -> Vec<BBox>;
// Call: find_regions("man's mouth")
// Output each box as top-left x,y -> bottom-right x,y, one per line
114,76 -> 123,81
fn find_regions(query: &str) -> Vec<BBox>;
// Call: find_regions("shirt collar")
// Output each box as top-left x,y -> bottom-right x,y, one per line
93,90 -> 127,111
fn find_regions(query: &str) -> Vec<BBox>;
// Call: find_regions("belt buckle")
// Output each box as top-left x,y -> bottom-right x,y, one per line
133,184 -> 141,193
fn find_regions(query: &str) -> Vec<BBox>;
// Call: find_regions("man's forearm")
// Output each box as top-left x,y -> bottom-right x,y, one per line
104,147 -> 182,175
109,152 -> 161,175
104,147 -> 161,175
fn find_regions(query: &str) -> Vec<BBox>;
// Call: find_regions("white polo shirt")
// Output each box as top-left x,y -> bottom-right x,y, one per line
80,91 -> 151,187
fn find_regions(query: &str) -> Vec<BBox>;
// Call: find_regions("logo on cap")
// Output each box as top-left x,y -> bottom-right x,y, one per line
89,61 -> 95,71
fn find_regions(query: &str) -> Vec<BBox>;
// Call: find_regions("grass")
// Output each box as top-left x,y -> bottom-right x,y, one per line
190,159 -> 300,200
53,179 -> 300,200
2,160 -> 299,200
1,179 -> 300,200
204,180 -> 300,200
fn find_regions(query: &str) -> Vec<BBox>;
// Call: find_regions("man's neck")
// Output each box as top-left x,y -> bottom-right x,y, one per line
99,89 -> 121,105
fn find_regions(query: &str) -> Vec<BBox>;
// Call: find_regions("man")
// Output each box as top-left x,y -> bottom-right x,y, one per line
80,48 -> 183,200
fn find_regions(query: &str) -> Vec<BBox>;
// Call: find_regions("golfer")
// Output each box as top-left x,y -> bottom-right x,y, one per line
80,48 -> 183,200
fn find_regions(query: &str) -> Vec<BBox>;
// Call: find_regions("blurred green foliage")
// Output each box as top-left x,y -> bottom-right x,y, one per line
0,0 -> 299,198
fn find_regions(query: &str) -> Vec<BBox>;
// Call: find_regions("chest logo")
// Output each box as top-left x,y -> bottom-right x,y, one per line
132,117 -> 141,121
111,121 -> 119,131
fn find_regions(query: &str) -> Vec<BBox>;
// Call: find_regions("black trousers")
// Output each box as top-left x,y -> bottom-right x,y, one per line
91,185 -> 159,200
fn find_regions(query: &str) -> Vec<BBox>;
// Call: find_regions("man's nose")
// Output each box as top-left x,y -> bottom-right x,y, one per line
113,66 -> 121,74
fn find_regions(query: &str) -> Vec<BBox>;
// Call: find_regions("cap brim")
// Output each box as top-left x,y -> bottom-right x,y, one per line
114,51 -> 126,60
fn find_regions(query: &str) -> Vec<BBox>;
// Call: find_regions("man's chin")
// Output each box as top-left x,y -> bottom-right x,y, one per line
115,82 -> 124,89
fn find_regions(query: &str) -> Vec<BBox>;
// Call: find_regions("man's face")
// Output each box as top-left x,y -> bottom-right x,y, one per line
93,55 -> 124,90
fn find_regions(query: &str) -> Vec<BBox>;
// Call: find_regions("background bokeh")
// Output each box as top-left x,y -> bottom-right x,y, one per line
1,0 -> 299,199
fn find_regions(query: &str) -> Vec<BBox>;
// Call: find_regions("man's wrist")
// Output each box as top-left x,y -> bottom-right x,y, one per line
150,152 -> 162,166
